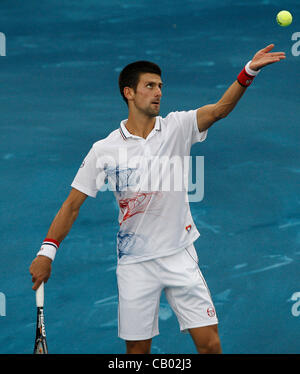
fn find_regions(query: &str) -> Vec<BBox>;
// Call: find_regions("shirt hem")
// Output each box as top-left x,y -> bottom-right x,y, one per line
117,233 -> 200,265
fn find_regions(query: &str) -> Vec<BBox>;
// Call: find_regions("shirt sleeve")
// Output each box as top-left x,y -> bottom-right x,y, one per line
71,145 -> 105,198
175,109 -> 208,145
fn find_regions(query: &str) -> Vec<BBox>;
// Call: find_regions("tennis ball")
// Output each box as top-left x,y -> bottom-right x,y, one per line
276,10 -> 293,27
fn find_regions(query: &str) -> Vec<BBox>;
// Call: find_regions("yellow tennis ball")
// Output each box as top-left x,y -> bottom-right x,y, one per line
276,10 -> 293,27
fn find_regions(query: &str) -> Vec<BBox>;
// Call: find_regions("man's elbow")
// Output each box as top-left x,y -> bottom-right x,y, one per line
216,112 -> 228,120
63,188 -> 87,213
214,103 -> 231,121
213,105 -> 228,120
61,200 -> 81,222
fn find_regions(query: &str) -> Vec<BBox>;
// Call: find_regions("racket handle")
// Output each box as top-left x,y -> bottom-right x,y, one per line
36,282 -> 44,308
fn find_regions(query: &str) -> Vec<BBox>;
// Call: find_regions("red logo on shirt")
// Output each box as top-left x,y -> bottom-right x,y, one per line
207,307 -> 215,317
185,225 -> 192,232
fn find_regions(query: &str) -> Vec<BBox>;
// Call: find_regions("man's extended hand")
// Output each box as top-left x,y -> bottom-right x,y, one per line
29,256 -> 52,291
249,44 -> 286,71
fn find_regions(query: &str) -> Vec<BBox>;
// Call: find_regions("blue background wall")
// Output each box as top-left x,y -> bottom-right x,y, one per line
0,0 -> 299,353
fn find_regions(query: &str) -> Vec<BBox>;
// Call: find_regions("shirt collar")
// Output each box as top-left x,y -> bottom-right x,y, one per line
119,117 -> 161,140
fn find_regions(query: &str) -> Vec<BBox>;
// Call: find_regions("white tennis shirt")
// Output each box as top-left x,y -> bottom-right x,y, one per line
71,110 -> 207,264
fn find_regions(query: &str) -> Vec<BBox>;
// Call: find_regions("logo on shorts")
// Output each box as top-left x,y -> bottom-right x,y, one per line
207,307 -> 215,317
185,224 -> 192,232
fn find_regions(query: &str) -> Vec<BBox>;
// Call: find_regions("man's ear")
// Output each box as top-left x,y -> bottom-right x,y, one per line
124,86 -> 135,102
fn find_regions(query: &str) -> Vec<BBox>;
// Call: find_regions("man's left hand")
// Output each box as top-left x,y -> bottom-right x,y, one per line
250,44 -> 286,71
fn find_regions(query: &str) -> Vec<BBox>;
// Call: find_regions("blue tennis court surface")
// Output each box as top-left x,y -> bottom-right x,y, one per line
0,0 -> 299,353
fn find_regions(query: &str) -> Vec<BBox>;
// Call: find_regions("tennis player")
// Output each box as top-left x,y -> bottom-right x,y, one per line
29,44 -> 285,354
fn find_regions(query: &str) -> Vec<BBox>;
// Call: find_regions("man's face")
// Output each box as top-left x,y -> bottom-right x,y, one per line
129,73 -> 163,117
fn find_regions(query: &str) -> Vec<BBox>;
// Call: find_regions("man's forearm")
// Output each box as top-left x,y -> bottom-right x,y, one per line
214,80 -> 247,119
46,201 -> 80,243
215,43 -> 286,120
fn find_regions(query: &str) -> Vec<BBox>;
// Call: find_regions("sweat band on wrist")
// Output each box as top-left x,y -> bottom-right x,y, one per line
237,60 -> 260,87
36,238 -> 60,261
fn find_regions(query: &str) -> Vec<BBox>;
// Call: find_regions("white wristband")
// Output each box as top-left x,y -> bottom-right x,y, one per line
245,60 -> 260,76
37,244 -> 57,261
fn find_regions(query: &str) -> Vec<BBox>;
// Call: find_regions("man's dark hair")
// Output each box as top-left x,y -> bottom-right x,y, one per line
118,61 -> 162,105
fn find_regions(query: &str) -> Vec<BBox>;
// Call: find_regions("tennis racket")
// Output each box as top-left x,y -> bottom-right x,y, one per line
33,282 -> 48,354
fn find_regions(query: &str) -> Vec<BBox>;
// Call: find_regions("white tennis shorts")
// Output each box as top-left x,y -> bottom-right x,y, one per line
116,244 -> 218,341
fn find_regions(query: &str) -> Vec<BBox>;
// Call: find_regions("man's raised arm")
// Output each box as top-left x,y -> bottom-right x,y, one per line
196,44 -> 286,132
29,188 -> 88,290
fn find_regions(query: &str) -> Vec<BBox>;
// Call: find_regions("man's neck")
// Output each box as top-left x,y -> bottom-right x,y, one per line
125,111 -> 156,139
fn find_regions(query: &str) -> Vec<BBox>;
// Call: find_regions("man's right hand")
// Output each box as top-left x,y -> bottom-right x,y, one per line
29,256 -> 52,290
